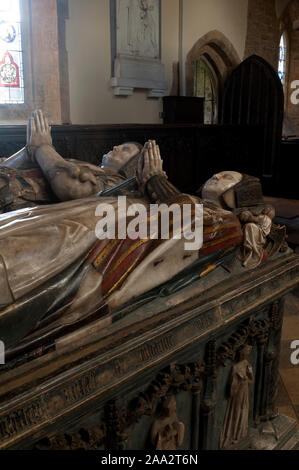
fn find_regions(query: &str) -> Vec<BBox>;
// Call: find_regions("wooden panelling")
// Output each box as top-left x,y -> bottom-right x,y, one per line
0,124 -> 263,194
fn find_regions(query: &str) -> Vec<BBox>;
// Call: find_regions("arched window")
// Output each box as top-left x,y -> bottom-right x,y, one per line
278,32 -> 287,87
0,0 -> 24,104
194,59 -> 217,124
0,0 -> 67,124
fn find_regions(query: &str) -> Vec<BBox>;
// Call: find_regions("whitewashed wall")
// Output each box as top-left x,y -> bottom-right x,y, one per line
66,0 -> 248,124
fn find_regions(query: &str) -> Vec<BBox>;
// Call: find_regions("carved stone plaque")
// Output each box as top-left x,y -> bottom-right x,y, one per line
110,0 -> 167,97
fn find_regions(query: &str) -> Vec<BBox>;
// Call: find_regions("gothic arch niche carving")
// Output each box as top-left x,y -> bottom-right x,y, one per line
185,30 -> 241,122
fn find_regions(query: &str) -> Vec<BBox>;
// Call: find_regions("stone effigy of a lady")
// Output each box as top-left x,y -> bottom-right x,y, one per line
0,111 -> 243,349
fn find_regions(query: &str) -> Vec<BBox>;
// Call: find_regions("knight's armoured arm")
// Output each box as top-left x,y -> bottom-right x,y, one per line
29,110 -> 100,201
35,144 -> 96,201
145,174 -> 180,203
138,142 -> 219,225
138,141 -> 181,203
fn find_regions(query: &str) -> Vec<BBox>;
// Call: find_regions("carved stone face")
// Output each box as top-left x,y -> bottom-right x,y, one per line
101,143 -> 140,172
202,171 -> 243,208
239,345 -> 253,361
162,395 -> 177,414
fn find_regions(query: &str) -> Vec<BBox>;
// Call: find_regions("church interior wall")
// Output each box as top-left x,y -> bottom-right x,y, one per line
281,0 -> 299,133
244,0 -> 299,133
65,0 -> 248,125
65,0 -> 180,124
0,0 -> 297,128
182,0 -> 248,71
244,0 -> 281,70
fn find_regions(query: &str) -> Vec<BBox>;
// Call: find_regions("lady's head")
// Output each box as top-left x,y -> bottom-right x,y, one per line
202,171 -> 243,208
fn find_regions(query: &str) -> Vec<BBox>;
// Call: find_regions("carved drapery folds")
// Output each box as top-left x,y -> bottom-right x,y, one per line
216,300 -> 284,448
219,345 -> 254,449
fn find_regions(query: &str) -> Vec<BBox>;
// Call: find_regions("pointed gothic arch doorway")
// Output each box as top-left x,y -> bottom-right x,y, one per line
186,30 -> 241,124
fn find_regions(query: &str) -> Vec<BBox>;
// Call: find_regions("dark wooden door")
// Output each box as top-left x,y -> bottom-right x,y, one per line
221,55 -> 284,195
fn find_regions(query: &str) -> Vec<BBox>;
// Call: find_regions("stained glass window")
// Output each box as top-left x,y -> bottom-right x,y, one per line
0,0 -> 24,104
194,59 -> 217,124
278,33 -> 287,86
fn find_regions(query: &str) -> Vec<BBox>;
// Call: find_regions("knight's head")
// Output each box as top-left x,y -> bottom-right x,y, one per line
101,142 -> 143,177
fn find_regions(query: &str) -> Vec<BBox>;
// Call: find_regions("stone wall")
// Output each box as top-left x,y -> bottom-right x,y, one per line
0,0 -> 64,125
281,1 -> 299,133
244,0 -> 299,135
244,0 -> 280,69
244,0 -> 299,134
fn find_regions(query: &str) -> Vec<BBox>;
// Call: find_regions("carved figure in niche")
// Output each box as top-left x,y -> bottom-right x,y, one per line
150,395 -> 184,450
219,345 -> 254,449
0,111 -> 243,350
